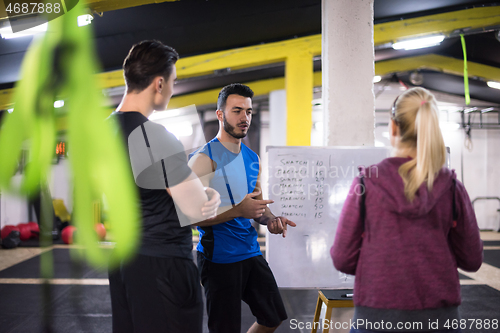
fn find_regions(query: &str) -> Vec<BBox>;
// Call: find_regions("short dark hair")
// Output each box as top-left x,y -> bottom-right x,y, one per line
123,40 -> 179,92
217,83 -> 254,111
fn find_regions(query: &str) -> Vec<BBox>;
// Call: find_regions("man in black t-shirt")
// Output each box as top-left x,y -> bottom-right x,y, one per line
107,40 -> 220,333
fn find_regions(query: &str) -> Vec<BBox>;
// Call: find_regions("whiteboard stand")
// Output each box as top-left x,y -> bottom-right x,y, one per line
312,289 -> 354,333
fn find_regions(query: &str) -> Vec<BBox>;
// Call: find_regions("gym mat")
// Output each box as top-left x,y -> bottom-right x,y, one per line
459,285 -> 500,327
0,284 -> 111,333
483,240 -> 500,246
0,248 -> 108,279
1,284 -> 499,332
483,250 -> 500,269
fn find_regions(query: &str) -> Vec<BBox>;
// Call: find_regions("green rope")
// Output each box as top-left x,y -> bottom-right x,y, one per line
0,3 -> 140,269
460,34 -> 471,105
60,0 -> 68,13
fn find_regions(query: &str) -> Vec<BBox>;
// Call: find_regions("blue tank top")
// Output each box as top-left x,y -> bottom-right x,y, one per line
189,138 -> 261,263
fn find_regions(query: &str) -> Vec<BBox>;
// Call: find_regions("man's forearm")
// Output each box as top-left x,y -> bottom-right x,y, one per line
254,207 -> 275,225
192,205 -> 241,227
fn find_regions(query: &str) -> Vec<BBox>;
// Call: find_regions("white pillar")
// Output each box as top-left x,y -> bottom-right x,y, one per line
269,90 -> 287,146
322,0 -> 375,146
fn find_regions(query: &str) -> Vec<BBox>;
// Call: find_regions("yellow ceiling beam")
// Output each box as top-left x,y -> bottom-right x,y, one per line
168,54 -> 500,110
375,54 -> 500,82
177,35 -> 321,79
71,6 -> 500,86
2,6 -> 500,109
374,6 -> 500,45
47,73 -> 323,132
98,70 -> 125,89
167,72 -> 323,110
81,35 -> 321,89
5,54 -> 500,111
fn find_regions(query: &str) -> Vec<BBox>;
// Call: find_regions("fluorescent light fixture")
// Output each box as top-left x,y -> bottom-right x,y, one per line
373,75 -> 382,83
481,107 -> 495,112
54,100 -> 64,108
487,81 -> 500,90
7,108 -> 14,113
0,23 -> 47,39
392,35 -> 445,50
78,15 -> 93,27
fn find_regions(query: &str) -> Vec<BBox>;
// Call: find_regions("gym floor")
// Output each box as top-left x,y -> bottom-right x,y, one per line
0,232 -> 499,333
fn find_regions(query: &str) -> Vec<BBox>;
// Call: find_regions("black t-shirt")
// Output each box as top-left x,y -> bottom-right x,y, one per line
108,111 -> 193,259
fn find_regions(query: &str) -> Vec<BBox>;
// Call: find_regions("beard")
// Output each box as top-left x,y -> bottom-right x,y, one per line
223,115 -> 248,139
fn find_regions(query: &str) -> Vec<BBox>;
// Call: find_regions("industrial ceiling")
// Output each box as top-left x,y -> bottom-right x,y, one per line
1,0 -> 500,108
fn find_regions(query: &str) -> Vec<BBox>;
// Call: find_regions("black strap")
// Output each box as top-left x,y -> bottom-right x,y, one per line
141,124 -> 168,188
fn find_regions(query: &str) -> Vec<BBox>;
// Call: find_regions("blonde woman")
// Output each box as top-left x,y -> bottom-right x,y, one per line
331,87 -> 483,333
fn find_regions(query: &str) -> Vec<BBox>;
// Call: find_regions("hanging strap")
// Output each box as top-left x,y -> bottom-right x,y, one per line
460,34 -> 471,106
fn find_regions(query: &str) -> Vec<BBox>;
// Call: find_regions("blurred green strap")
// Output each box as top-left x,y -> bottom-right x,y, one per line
0,4 -> 140,268
460,34 -> 471,106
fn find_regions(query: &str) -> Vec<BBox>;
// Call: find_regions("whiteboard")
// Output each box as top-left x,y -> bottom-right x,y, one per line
266,146 -> 391,288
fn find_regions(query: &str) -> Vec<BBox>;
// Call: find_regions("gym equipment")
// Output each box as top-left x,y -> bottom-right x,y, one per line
94,223 -> 106,241
27,222 -> 40,238
61,225 -> 77,244
1,230 -> 21,249
17,223 -> 32,241
53,199 -> 71,223
1,225 -> 20,239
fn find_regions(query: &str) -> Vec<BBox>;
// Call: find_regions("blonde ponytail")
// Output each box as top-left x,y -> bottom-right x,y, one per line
393,88 -> 446,202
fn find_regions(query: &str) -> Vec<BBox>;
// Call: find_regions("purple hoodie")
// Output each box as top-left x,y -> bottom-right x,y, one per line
331,157 -> 483,311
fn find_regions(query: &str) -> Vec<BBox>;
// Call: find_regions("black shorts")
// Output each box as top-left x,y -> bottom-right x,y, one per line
197,253 -> 287,333
109,254 -> 203,333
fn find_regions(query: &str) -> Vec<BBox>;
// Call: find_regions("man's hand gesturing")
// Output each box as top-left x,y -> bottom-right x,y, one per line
236,190 -> 273,219
267,216 -> 297,238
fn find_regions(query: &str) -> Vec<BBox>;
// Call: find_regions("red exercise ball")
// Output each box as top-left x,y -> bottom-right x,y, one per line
94,223 -> 106,241
27,222 -> 40,238
17,223 -> 32,241
61,226 -> 77,244
1,225 -> 20,239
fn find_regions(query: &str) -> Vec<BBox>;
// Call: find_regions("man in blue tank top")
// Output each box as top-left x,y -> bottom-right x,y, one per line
189,83 -> 296,333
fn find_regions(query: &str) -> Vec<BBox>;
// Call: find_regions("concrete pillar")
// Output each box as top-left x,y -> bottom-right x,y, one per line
269,90 -> 287,146
322,0 -> 375,146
